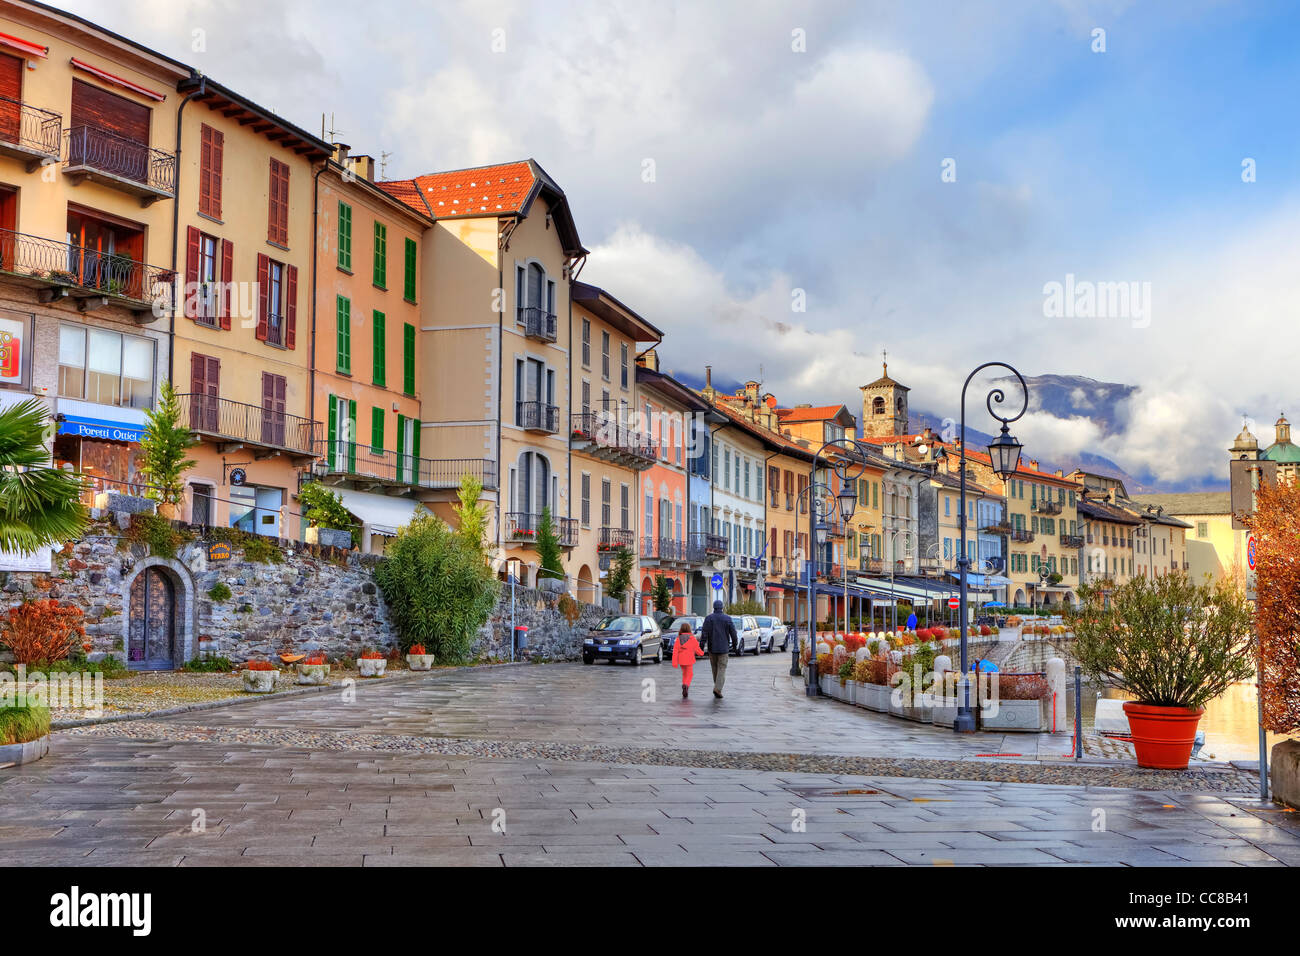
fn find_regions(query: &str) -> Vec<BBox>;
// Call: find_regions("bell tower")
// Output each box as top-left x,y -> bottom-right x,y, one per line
860,351 -> 909,438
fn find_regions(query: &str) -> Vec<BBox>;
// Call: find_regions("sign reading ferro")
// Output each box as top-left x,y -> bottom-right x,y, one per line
208,543 -> 231,562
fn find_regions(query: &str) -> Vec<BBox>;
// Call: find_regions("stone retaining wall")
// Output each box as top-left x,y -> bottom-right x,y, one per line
473,583 -> 607,661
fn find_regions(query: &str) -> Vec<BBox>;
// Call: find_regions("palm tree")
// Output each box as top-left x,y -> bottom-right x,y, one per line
0,399 -> 87,554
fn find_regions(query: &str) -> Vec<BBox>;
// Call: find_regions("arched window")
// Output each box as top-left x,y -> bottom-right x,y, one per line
513,450 -> 551,515
872,396 -> 885,416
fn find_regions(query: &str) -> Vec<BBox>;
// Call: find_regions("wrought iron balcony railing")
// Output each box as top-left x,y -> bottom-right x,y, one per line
63,125 -> 176,200
768,556 -> 784,575
569,411 -> 655,461
177,393 -> 318,456
1060,533 -> 1084,548
686,531 -> 727,562
517,400 -> 559,433
979,521 -> 1014,535
0,227 -> 173,312
1010,528 -> 1036,543
518,305 -> 557,342
598,526 -> 635,551
859,557 -> 883,574
1034,499 -> 1063,515
0,95 -> 61,162
505,512 -> 577,546
313,440 -> 497,491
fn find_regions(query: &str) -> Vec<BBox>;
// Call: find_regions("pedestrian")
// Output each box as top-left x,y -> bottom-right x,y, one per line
699,599 -> 738,698
671,620 -> 704,698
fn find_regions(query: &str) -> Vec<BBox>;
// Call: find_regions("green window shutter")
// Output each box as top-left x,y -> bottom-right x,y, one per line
347,400 -> 357,472
336,296 -> 351,373
337,202 -> 352,270
412,418 -> 421,461
327,394 -> 337,451
373,221 -> 386,288
372,310 -> 386,386
371,406 -> 384,453
395,413 -> 406,483
403,322 -> 415,394
403,237 -> 417,301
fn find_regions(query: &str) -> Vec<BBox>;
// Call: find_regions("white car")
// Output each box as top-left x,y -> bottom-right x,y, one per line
754,616 -> 789,653
729,615 -> 762,655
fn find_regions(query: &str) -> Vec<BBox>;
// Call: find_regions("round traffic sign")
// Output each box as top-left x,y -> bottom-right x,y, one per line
948,597 -> 960,610
1247,535 -> 1257,571
710,573 -> 724,590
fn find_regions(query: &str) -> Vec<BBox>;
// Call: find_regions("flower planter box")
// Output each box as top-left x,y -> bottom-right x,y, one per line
844,680 -> 858,706
357,657 -> 387,677
306,526 -> 353,550
819,675 -> 833,697
406,653 -> 435,671
978,697 -> 1048,732
242,669 -> 279,693
930,695 -> 959,727
0,734 -> 49,766
901,692 -> 933,723
858,683 -> 891,712
295,663 -> 330,685
887,686 -> 905,717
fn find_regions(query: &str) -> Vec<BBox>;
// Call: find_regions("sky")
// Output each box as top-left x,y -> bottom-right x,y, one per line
64,0 -> 1300,488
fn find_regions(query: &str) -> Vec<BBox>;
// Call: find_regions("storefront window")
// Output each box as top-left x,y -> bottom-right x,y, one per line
58,324 -> 155,409
0,311 -> 31,389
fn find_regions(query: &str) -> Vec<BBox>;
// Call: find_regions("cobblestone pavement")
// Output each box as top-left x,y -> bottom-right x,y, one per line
3,652 -> 1296,866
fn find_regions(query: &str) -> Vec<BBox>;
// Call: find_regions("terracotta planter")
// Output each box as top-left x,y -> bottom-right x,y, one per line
1122,702 -> 1204,769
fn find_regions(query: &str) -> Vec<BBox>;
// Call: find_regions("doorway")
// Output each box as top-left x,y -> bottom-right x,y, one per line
127,566 -> 175,669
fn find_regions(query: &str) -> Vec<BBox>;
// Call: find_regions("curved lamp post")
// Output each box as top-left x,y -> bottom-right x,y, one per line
802,438 -> 871,696
954,362 -> 1027,732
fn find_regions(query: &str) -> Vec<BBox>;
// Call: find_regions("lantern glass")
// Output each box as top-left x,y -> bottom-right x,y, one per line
987,426 -> 1023,481
836,485 -> 857,522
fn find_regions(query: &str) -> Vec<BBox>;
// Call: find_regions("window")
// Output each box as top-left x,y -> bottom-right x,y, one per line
196,233 -> 219,326
1197,521 -> 1208,538
580,473 -> 590,526
581,318 -> 590,367
337,202 -> 352,270
621,484 -> 630,529
256,254 -> 296,348
373,221 -> 387,288
403,236 -> 417,301
336,296 -> 351,373
402,323 -> 415,395
601,478 -> 611,527
620,343 -> 629,388
267,158 -> 289,246
601,330 -> 610,380
371,406 -> 384,453
199,124 -> 223,219
57,324 -> 154,409
372,311 -> 386,386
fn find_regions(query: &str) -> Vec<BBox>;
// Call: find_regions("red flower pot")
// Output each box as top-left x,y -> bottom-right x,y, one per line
1122,702 -> 1204,770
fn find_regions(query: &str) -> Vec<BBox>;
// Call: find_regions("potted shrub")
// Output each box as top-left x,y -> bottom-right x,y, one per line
1071,574 -> 1254,769
0,704 -> 51,766
242,659 -> 279,693
357,649 -> 387,677
899,641 -> 936,722
978,673 -> 1050,731
839,659 -> 855,705
857,656 -> 892,712
295,653 -> 330,685
406,643 -> 435,671
300,481 -> 356,549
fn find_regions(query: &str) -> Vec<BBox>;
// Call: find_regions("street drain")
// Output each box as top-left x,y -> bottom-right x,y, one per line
785,786 -> 887,798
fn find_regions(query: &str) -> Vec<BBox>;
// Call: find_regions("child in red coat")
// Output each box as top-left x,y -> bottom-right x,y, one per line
671,621 -> 704,698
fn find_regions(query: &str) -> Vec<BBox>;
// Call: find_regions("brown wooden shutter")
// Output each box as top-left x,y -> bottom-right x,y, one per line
200,124 -> 224,219
70,79 -> 149,143
255,253 -> 269,341
198,126 -> 212,216
267,159 -> 289,245
184,226 -> 200,320
284,263 -> 297,349
189,352 -> 205,392
0,53 -> 22,142
218,238 -> 233,330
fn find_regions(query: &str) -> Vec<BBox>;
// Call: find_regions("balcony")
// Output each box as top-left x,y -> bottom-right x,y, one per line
312,440 -> 497,491
569,411 -> 656,468
768,556 -> 784,576
1010,528 -> 1036,543
979,521 -> 1014,535
859,557 -> 883,574
1060,533 -> 1084,548
63,126 -> 176,204
641,536 -> 686,565
0,227 -> 173,317
517,401 -> 559,434
597,526 -> 635,552
518,305 -> 557,342
686,531 -> 727,563
178,393 -> 318,459
505,512 -> 577,547
1034,499 -> 1063,515
0,96 -> 62,167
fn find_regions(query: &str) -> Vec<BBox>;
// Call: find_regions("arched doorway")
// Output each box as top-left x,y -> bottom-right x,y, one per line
576,564 -> 595,603
1014,588 -> 1026,606
128,566 -> 176,670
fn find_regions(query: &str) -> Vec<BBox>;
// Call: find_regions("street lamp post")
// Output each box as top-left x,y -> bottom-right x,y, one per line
954,362 -> 1027,733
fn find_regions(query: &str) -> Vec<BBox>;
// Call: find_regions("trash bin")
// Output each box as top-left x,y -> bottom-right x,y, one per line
513,625 -> 528,654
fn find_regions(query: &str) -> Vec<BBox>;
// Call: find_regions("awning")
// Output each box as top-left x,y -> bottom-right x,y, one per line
334,488 -> 422,536
57,415 -> 144,444
947,571 -> 1013,588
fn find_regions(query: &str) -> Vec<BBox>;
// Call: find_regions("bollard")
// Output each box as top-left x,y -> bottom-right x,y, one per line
1074,665 -> 1083,760
1046,657 -> 1065,734
790,626 -> 801,676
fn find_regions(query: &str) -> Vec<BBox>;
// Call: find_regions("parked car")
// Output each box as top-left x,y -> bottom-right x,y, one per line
729,615 -> 762,655
582,615 -> 663,665
754,616 -> 789,653
661,614 -> 705,656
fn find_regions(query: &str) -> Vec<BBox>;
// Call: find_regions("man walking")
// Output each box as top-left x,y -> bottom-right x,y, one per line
700,600 -> 738,698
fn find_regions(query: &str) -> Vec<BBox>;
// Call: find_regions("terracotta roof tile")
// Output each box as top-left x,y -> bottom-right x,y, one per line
380,161 -> 536,219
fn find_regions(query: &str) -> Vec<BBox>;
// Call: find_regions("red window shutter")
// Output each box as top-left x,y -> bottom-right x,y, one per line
285,263 -> 297,349
211,127 -> 223,218
267,161 -> 277,242
198,127 -> 211,216
184,226 -> 200,320
190,351 -> 205,391
218,239 -> 233,330
255,253 -> 269,341
267,159 -> 289,245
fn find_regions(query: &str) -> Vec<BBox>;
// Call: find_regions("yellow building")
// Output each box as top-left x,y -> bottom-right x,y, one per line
1077,494 -> 1139,588
379,160 -> 585,584
1137,493 -> 1245,584
0,3 -> 187,519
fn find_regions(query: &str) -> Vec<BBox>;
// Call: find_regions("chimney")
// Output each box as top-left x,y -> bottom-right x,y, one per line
332,142 -> 351,165
350,154 -> 376,182
1029,459 -> 1039,471
705,366 -> 712,389
1054,469 -> 1063,478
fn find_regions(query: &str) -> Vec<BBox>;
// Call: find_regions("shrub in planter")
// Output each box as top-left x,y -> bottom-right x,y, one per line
406,642 -> 435,671
0,704 -> 51,765
295,654 -> 330,685
978,673 -> 1050,731
1072,574 -> 1254,769
357,649 -> 387,677
242,659 -> 279,693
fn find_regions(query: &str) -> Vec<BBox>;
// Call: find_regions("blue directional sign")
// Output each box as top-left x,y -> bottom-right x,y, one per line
710,573 -> 724,590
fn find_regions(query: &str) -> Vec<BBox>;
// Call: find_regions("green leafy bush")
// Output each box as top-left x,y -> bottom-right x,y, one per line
207,582 -> 232,601
240,535 -> 284,565
183,656 -> 233,673
374,513 -> 500,661
725,599 -> 766,616
0,704 -> 50,744
127,513 -> 193,559
298,481 -> 357,532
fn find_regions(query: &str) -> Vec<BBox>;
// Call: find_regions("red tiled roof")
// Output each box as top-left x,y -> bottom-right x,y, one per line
374,179 -> 429,215
775,405 -> 847,423
380,161 -> 535,219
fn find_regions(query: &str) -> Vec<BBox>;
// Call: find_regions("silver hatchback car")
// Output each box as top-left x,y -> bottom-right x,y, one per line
729,615 -> 762,655
754,615 -> 789,653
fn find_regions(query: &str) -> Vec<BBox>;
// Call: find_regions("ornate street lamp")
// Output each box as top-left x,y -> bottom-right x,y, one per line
954,362 -> 1028,732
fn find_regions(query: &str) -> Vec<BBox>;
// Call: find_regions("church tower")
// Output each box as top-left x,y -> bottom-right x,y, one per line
859,353 -> 909,438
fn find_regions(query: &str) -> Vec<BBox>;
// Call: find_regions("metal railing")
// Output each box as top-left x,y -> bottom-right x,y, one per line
768,555 -> 784,575
980,522 -> 1014,535
313,440 -> 497,490
518,305 -> 557,342
686,530 -> 727,562
177,393 -> 318,455
598,526 -> 635,550
0,226 -> 173,307
1010,528 -> 1036,543
517,400 -> 559,433
505,511 -> 577,546
0,95 -> 61,157
570,411 -> 655,460
64,125 -> 176,194
859,557 -> 883,574
1060,533 -> 1084,548
1034,499 -> 1063,515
